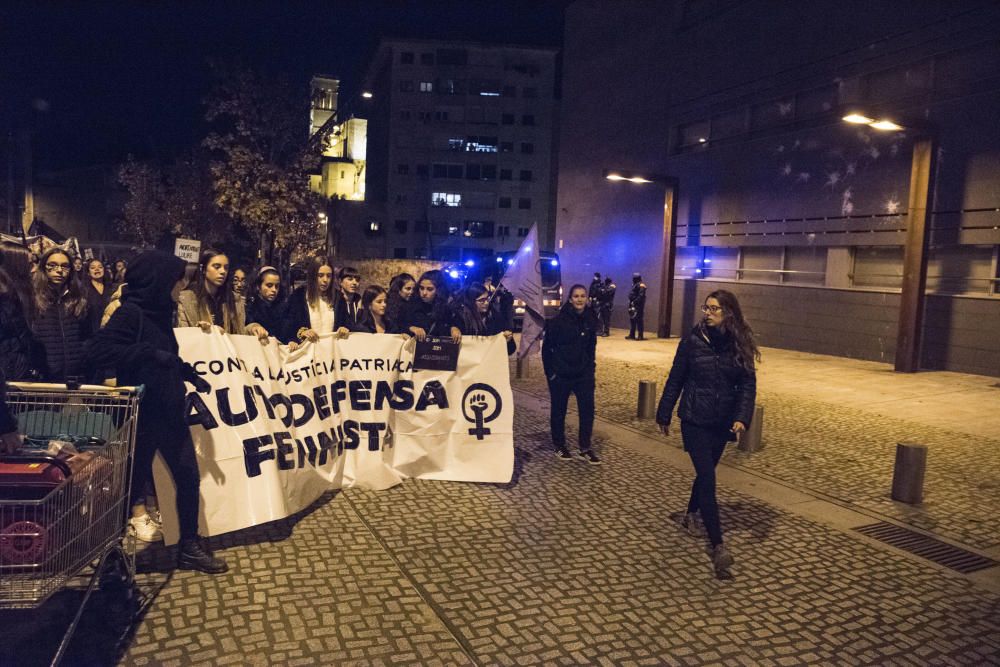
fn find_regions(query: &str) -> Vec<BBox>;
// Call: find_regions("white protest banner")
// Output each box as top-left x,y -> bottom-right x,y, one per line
155,330 -> 514,543
174,237 -> 201,262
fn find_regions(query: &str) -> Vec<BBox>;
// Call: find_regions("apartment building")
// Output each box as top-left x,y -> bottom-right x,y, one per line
361,38 -> 559,262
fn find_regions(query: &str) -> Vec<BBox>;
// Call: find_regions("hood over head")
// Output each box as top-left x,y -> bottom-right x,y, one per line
123,250 -> 186,322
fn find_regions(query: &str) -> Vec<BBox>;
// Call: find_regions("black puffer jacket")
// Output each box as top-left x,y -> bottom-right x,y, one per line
86,251 -> 200,443
541,304 -> 599,380
32,292 -> 91,382
656,323 -> 756,429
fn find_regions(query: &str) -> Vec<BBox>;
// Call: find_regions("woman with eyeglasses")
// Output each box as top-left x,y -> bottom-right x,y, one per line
454,283 -> 515,354
31,247 -> 92,382
656,290 -> 758,579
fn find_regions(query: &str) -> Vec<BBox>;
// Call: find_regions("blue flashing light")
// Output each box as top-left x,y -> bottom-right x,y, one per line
448,270 -> 460,279
550,259 -> 559,267
496,256 -> 503,262
507,259 -> 514,266
703,258 -> 713,264
695,268 -> 703,274
464,259 -> 475,267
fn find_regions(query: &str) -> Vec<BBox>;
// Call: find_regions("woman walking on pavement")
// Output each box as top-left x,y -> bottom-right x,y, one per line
656,289 -> 758,579
542,284 -> 601,464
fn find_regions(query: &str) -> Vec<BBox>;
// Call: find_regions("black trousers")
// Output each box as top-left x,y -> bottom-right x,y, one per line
133,417 -> 201,540
628,312 -> 644,339
548,375 -> 595,452
681,421 -> 730,547
599,307 -> 612,335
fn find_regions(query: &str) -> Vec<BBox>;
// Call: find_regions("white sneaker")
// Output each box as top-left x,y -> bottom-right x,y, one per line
130,512 -> 163,543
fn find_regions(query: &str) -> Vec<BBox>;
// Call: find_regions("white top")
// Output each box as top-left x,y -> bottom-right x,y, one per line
309,298 -> 335,333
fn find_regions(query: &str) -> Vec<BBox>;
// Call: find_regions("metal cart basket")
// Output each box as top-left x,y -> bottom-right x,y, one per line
0,382 -> 142,665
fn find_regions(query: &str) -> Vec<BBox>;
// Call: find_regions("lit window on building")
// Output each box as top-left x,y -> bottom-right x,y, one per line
419,81 -> 433,93
448,225 -> 460,236
432,192 -> 462,207
463,221 -> 495,238
465,136 -> 498,152
449,138 -> 465,151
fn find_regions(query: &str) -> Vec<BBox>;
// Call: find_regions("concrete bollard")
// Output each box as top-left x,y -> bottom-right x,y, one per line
737,406 -> 765,452
891,442 -> 927,504
637,380 -> 658,419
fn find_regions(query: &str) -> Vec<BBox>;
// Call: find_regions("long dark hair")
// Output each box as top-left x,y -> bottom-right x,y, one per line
706,289 -> 760,370
84,257 -> 110,288
386,272 -> 415,328
192,248 -> 239,333
560,283 -> 589,315
338,265 -> 361,303
247,266 -> 283,308
457,282 -> 488,334
417,269 -> 452,321
358,285 -> 387,331
305,255 -> 336,309
33,247 -> 87,318
0,241 -> 35,321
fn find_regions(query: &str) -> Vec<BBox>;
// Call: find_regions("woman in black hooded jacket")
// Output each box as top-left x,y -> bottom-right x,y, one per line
656,289 -> 758,579
86,250 -> 228,574
541,284 -> 601,465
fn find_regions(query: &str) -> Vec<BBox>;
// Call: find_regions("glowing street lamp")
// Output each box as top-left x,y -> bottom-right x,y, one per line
603,168 -> 679,338
841,111 -> 936,372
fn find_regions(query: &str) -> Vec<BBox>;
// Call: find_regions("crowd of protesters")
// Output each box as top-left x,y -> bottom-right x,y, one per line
0,243 -> 519,573
1,241 -> 758,580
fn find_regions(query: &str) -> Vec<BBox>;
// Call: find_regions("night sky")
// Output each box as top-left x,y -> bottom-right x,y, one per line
1,1 -> 566,171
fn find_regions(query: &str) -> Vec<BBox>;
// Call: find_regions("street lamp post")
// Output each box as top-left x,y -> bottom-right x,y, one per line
842,111 -> 936,372
604,169 -> 679,338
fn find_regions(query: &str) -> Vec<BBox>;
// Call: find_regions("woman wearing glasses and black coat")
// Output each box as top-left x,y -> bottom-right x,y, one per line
656,289 -> 758,579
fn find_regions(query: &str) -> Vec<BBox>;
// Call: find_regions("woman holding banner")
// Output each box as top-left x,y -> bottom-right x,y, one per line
245,266 -> 291,344
177,249 -> 267,341
542,284 -> 601,465
87,250 -> 227,574
655,289 -> 758,579
402,269 -> 461,343
353,285 -> 391,333
284,255 -> 351,344
454,283 -> 515,355
385,273 -> 415,334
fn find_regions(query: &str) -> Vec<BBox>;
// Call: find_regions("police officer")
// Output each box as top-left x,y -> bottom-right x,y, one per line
588,272 -> 603,311
599,276 -> 616,337
626,273 -> 646,340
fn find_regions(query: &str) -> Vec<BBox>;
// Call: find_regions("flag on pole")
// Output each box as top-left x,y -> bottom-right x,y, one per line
499,224 -> 546,359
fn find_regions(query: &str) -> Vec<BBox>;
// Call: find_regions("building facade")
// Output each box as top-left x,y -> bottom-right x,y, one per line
555,0 -> 1000,376
361,38 -> 559,262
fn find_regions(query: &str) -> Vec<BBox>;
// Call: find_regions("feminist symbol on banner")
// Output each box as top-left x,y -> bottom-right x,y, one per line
462,383 -> 502,440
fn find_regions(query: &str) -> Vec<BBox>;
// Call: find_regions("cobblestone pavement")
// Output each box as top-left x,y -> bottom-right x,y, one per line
510,336 -> 1000,552
3,387 -> 998,665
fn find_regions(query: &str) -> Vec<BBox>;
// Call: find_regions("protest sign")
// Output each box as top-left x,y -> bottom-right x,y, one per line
154,330 -> 514,543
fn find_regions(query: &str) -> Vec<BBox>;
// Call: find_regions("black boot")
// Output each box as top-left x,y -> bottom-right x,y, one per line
178,538 -> 229,574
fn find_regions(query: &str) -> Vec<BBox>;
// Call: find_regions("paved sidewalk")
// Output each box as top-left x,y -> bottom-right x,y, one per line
512,330 -> 1000,553
4,393 -> 998,665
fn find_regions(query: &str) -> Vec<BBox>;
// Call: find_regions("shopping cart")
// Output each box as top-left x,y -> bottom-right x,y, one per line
0,382 -> 143,666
